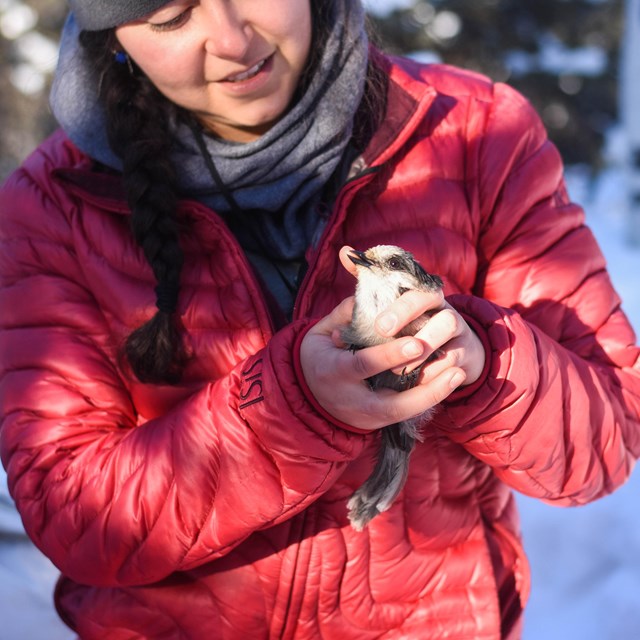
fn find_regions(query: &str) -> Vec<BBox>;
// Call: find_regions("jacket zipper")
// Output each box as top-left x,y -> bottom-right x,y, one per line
293,164 -> 379,321
182,161 -> 378,336
183,202 -> 279,341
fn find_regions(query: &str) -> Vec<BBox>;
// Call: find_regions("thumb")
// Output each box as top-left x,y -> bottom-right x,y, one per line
310,296 -> 355,335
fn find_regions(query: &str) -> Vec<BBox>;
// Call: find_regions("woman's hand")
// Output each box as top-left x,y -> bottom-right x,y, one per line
298,248 -> 487,431
298,297 -> 470,431
374,288 -> 486,389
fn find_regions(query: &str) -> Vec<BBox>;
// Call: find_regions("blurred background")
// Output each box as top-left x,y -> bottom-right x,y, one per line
1,0 -> 640,639
0,0 -> 65,181
0,0 -> 625,180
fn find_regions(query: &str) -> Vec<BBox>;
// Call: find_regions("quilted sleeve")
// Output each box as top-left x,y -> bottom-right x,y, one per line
434,82 -> 640,505
0,150 -> 367,588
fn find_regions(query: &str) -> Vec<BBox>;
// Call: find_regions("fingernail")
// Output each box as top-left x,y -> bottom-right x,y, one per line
449,372 -> 466,389
402,340 -> 422,358
377,313 -> 396,334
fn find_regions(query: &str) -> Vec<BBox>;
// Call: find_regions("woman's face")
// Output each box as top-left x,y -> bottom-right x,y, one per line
116,0 -> 313,142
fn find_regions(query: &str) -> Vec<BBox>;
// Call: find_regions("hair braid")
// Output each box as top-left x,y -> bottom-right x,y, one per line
80,30 -> 188,384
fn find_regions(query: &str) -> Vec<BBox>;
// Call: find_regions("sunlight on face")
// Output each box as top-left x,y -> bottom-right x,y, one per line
116,0 -> 313,142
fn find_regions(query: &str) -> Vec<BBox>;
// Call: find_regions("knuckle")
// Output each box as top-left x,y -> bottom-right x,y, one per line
394,295 -> 417,319
361,393 -> 382,422
382,402 -> 402,426
311,364 -> 331,386
446,348 -> 462,367
437,308 -> 460,336
363,393 -> 400,427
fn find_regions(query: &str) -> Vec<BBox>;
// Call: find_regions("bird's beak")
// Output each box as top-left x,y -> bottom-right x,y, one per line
348,250 -> 373,269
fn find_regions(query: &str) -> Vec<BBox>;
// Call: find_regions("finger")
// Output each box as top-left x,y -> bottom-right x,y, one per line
339,337 -> 426,381
389,347 -> 445,377
412,307 -> 463,352
375,288 -> 445,337
338,245 -> 359,278
418,321 -> 485,385
363,368 -> 467,427
388,306 -> 462,375
331,328 -> 345,348
410,347 -> 461,385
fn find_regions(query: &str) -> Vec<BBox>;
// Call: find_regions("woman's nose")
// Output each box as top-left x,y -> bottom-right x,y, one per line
202,0 -> 252,60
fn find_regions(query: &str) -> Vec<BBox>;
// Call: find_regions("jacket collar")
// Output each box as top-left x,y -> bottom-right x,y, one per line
362,51 -> 439,169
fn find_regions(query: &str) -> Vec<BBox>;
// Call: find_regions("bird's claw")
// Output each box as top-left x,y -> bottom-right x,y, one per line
399,366 -> 421,389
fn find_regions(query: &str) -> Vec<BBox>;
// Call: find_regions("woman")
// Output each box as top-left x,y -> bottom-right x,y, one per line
1,0 -> 638,638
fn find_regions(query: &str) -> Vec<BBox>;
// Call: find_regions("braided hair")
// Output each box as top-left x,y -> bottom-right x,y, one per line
80,29 -> 187,384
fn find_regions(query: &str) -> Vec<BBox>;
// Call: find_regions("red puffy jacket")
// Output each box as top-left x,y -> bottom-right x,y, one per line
1,55 -> 639,640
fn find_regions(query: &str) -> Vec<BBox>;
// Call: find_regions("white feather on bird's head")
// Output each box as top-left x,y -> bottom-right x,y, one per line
344,245 -> 444,346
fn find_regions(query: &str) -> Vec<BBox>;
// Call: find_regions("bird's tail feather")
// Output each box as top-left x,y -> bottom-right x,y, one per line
347,423 -> 416,531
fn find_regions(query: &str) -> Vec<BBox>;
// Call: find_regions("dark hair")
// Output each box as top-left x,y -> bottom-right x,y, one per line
80,28 -> 188,384
79,0 -> 376,384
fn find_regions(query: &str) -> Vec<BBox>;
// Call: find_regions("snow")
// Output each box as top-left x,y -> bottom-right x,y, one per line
505,34 -> 608,78
1,1 -> 639,637
0,536 -> 69,639
0,0 -> 37,40
363,0 -> 416,16
0,0 -> 58,95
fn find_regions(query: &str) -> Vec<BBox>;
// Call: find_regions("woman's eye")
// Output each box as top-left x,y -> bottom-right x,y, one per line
149,8 -> 193,31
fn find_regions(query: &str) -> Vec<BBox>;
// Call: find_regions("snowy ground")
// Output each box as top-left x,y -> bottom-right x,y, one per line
1,147 -> 639,640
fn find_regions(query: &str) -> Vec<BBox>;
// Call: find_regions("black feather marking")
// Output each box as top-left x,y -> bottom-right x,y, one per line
413,260 -> 444,291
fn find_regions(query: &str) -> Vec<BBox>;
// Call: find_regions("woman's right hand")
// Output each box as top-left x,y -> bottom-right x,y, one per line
299,298 -> 465,431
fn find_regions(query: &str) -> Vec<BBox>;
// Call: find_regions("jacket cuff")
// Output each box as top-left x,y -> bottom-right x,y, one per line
431,294 -> 527,435
444,304 -> 493,403
436,293 -> 516,422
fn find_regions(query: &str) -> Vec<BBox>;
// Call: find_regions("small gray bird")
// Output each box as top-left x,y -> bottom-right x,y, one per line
341,245 -> 444,530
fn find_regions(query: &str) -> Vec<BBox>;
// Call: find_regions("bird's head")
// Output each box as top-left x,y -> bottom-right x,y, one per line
347,245 -> 443,295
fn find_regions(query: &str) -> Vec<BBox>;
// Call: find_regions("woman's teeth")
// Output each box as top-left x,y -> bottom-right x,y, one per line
228,59 -> 266,82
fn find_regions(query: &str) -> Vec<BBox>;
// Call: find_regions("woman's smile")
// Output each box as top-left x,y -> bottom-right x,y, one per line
219,54 -> 271,83
215,53 -> 275,97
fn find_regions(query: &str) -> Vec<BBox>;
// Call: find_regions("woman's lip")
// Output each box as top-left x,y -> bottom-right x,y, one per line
215,54 -> 275,95
220,55 -> 272,83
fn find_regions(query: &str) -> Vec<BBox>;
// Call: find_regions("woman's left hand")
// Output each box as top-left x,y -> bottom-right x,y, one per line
373,288 -> 486,389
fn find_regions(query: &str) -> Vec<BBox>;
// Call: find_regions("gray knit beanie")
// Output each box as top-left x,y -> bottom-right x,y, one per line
68,0 -> 172,30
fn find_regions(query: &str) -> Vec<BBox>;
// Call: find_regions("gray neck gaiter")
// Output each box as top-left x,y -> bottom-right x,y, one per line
172,0 -> 368,261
